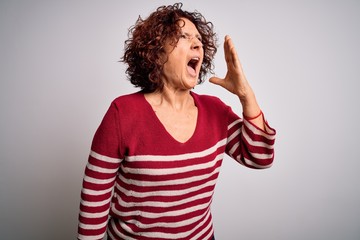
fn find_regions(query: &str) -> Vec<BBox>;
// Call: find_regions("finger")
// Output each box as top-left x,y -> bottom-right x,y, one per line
224,36 -> 239,71
226,36 -> 242,70
209,76 -> 225,87
224,35 -> 232,67
231,45 -> 242,71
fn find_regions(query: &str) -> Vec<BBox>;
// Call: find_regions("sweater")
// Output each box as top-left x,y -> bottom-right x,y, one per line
78,91 -> 276,240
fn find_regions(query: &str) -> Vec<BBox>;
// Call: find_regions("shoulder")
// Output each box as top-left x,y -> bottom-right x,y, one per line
191,91 -> 230,112
109,91 -> 145,110
112,91 -> 143,104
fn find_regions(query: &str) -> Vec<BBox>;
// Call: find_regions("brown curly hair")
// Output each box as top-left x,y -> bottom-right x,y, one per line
121,2 -> 218,92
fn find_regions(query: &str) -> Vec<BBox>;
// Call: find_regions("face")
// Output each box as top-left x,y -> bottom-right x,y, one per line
161,18 -> 204,91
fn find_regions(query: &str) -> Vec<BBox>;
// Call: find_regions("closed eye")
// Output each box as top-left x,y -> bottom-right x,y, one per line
180,33 -> 203,43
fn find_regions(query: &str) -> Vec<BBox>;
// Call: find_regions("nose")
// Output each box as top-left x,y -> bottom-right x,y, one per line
191,37 -> 203,50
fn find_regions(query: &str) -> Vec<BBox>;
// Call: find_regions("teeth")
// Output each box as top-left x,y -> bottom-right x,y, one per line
192,57 -> 200,61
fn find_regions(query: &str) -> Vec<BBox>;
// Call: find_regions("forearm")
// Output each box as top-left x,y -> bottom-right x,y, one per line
226,106 -> 276,169
237,86 -> 265,131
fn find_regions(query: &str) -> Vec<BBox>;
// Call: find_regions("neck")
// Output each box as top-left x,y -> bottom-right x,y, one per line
148,86 -> 193,111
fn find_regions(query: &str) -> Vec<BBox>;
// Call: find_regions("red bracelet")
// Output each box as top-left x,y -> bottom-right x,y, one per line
243,110 -> 263,121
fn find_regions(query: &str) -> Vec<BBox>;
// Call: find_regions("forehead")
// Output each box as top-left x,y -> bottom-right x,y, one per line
179,18 -> 199,34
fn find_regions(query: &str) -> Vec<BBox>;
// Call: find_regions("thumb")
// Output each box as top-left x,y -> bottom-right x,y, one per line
209,76 -> 224,87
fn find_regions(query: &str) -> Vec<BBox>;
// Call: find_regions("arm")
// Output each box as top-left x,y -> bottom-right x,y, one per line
210,35 -> 266,130
226,109 -> 276,169
211,35 -> 276,168
78,104 -> 122,240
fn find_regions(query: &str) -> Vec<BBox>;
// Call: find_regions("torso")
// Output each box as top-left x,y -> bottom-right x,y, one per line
105,91 -> 234,239
144,92 -> 198,143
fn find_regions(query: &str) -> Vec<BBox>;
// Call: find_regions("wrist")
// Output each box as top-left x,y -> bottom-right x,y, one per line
243,109 -> 263,121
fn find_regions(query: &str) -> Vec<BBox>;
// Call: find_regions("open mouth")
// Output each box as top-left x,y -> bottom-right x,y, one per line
187,57 -> 200,72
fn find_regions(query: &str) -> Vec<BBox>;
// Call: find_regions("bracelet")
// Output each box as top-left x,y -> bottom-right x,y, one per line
243,110 -> 263,121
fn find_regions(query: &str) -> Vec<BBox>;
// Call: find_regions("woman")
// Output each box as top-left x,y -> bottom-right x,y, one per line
78,3 -> 276,240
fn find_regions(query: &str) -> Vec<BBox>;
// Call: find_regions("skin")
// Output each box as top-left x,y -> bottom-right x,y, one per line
145,18 -> 265,143
210,35 -> 265,130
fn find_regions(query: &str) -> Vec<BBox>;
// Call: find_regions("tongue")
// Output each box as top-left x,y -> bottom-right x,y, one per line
187,65 -> 196,77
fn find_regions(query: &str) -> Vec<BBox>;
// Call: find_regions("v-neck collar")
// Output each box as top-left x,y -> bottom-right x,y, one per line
141,91 -> 200,145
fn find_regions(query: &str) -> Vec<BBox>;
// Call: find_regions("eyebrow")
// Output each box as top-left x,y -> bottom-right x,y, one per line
182,32 -> 202,40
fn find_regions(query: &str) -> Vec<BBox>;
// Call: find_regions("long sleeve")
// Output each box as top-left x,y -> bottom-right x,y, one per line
78,104 -> 123,240
226,110 -> 276,169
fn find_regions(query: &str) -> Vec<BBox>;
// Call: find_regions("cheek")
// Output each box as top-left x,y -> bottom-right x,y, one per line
165,55 -> 184,72
161,61 -> 178,80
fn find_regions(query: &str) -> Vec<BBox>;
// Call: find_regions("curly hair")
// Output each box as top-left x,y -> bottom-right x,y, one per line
121,2 -> 218,92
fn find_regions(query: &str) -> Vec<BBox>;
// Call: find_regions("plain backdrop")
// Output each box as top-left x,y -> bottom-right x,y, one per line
1,0 -> 359,239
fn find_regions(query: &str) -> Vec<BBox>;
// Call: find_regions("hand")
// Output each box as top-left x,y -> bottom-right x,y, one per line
209,35 -> 253,102
210,35 -> 264,128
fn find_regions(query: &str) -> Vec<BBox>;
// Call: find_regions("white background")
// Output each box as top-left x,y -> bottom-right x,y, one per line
1,0 -> 359,239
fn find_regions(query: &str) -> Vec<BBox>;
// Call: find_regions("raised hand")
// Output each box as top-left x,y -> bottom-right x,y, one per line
209,35 -> 264,129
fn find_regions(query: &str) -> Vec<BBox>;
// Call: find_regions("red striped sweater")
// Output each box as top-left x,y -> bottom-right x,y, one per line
78,91 -> 276,240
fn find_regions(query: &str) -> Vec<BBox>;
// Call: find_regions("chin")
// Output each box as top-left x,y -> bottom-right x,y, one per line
186,77 -> 199,88
183,81 -> 198,90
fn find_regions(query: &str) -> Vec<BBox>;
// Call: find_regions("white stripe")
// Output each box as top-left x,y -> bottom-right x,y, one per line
121,154 -> 222,175
119,153 -> 224,176
79,209 -> 109,218
227,128 -> 240,143
116,210 -> 212,240
242,125 -> 274,149
243,157 -> 273,169
90,150 -> 122,163
78,221 -> 108,230
124,209 -> 211,239
250,152 -> 274,160
228,141 -> 240,156
107,230 -> 116,240
107,230 -> 115,239
87,163 -> 119,174
244,119 -> 276,140
118,166 -> 220,187
119,158 -> 223,187
116,177 -> 217,199
84,175 -> 116,185
81,197 -> 111,207
110,220 -> 137,240
190,211 -> 213,240
116,189 -> 214,209
81,186 -> 113,196
126,138 -> 227,162
194,230 -> 213,240
113,200 -> 210,219
78,233 -> 106,240
115,207 -> 209,230
235,155 -> 245,166
228,118 -> 242,130
189,210 -> 212,240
